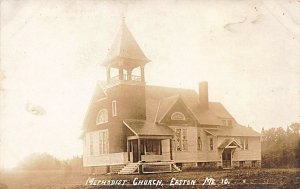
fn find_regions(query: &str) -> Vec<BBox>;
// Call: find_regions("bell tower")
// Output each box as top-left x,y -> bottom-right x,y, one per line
102,20 -> 150,120
103,19 -> 150,86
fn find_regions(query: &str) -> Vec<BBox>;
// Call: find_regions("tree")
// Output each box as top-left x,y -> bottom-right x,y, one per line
17,153 -> 62,170
262,125 -> 300,168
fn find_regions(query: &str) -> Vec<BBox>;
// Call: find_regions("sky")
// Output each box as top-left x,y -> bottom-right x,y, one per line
0,0 -> 300,169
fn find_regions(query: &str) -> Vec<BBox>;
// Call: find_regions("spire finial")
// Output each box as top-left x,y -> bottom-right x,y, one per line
121,13 -> 126,24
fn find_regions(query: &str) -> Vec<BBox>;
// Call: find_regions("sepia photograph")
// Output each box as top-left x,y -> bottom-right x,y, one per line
0,0 -> 300,188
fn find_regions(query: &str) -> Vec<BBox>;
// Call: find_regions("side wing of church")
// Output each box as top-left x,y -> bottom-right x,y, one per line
81,21 -> 261,174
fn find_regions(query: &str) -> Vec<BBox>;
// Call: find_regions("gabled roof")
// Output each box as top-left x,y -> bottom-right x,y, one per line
123,119 -> 174,136
155,95 -> 180,123
218,138 -> 242,149
103,21 -> 150,68
145,85 -> 233,125
83,84 -> 260,137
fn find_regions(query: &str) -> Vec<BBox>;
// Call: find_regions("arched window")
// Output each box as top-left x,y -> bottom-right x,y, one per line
171,112 -> 185,121
96,109 -> 108,125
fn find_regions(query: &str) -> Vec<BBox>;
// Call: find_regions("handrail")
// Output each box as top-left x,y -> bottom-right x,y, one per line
110,74 -> 141,82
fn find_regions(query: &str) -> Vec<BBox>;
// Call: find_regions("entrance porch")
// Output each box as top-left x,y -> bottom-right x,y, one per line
127,136 -> 173,163
122,119 -> 178,174
218,138 -> 241,169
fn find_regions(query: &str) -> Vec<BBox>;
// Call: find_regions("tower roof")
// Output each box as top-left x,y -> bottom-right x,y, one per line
103,21 -> 150,69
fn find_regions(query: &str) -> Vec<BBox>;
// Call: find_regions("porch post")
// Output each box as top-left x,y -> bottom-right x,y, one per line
169,139 -> 173,160
137,139 -> 141,161
127,140 -> 130,162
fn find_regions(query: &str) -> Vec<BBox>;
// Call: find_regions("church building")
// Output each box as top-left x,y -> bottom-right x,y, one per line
82,21 -> 261,174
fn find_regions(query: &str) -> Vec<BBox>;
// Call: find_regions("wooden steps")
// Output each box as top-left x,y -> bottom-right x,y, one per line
172,163 -> 182,172
118,163 -> 138,175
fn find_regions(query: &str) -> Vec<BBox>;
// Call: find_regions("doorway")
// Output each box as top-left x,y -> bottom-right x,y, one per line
132,140 -> 139,162
222,149 -> 232,168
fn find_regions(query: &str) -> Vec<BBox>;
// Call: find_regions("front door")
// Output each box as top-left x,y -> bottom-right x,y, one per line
132,140 -> 139,162
222,149 -> 232,168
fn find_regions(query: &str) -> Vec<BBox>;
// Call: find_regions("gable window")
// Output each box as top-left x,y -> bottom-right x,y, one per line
99,130 -> 109,154
171,112 -> 185,121
222,119 -> 233,126
209,137 -> 214,151
240,137 -> 249,150
174,128 -> 188,151
96,109 -> 108,125
112,100 -> 117,117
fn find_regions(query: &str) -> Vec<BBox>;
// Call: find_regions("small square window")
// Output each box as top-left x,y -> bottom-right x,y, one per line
239,161 -> 245,167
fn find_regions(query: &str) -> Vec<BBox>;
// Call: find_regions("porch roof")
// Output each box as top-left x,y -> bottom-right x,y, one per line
123,119 -> 174,136
218,139 -> 242,149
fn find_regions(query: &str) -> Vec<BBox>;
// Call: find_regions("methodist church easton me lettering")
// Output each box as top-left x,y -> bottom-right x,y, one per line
81,20 -> 262,174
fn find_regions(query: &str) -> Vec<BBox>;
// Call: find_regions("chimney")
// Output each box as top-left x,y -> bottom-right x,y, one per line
199,81 -> 208,109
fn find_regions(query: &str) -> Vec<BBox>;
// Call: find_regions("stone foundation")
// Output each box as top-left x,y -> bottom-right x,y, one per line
83,164 -> 125,174
232,160 -> 261,169
175,162 -> 219,170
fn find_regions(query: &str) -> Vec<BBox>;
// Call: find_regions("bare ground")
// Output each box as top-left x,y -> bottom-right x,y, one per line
0,168 -> 299,189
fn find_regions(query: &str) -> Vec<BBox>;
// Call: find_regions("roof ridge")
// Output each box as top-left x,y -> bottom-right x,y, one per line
146,85 -> 196,92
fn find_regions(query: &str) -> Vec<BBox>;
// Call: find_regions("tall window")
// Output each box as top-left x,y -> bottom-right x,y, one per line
197,136 -> 202,151
112,100 -> 117,116
209,137 -> 214,151
174,128 -> 188,151
99,130 -> 108,155
89,134 -> 94,155
197,130 -> 202,151
240,137 -> 249,150
96,109 -> 108,125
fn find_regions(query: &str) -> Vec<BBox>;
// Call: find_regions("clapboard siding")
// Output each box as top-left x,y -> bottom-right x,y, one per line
235,137 -> 261,161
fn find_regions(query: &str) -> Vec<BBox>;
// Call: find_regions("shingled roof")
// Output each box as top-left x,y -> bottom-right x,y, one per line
103,21 -> 150,68
83,83 -> 261,137
145,85 -> 234,125
205,124 -> 261,137
123,119 -> 174,136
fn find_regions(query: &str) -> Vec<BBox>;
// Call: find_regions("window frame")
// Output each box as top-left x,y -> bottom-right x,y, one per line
99,130 -> 109,155
112,100 -> 117,117
240,137 -> 249,150
89,133 -> 94,156
251,161 -> 256,167
174,128 -> 188,152
96,109 -> 108,125
171,112 -> 186,121
209,137 -> 214,151
197,130 -> 202,151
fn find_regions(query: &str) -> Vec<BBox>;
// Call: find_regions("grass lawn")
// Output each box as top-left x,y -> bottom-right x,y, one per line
0,168 -> 299,189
